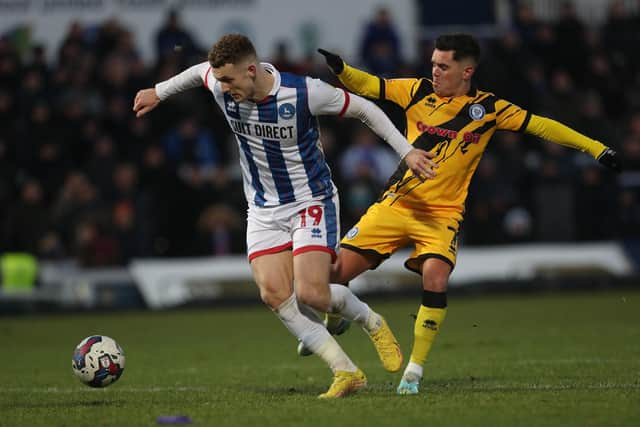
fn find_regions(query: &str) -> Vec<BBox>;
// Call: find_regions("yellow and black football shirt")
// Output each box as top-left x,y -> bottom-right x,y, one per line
367,76 -> 528,215
337,64 -> 608,216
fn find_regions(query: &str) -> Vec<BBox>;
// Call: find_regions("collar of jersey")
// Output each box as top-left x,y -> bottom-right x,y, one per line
255,62 -> 280,104
429,80 -> 478,100
467,83 -> 478,97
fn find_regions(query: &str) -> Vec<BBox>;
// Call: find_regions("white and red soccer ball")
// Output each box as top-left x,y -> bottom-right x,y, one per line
72,335 -> 125,387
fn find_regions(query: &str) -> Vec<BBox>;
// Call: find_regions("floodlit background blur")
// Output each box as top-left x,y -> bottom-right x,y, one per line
1,0 -> 640,312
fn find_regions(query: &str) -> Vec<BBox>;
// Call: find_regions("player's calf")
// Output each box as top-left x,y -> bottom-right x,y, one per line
297,314 -> 351,356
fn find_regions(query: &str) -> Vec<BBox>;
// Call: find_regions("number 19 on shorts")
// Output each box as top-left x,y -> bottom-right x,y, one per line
292,200 -> 339,254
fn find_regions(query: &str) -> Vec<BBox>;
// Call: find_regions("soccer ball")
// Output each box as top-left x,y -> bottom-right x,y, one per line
72,335 -> 125,387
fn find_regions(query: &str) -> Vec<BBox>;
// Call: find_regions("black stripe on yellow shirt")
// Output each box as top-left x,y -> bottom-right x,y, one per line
518,111 -> 532,132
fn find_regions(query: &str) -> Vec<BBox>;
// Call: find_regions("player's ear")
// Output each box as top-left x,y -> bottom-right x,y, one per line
247,63 -> 257,77
462,64 -> 475,81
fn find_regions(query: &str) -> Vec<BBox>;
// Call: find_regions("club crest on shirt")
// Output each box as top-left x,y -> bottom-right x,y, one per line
279,103 -> 295,119
469,103 -> 485,121
345,227 -> 359,240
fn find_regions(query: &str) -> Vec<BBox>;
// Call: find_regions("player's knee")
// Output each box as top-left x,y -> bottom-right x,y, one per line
296,282 -> 330,312
423,274 -> 449,292
258,281 -> 289,309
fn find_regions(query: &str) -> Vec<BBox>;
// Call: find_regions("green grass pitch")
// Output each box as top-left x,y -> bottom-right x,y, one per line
1,290 -> 639,426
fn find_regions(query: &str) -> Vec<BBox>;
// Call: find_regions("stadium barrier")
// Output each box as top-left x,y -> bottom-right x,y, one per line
130,242 -> 636,308
1,242 -> 637,313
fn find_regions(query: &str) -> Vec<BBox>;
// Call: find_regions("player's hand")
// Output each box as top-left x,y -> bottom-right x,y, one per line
598,147 -> 621,172
317,48 -> 345,74
403,149 -> 438,181
133,88 -> 161,118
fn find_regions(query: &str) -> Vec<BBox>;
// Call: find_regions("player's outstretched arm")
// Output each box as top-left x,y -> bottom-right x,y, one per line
133,62 -> 210,118
317,49 -> 345,74
133,89 -> 160,118
597,148 -> 621,172
524,114 -> 621,172
344,93 -> 437,180
318,48 -> 381,99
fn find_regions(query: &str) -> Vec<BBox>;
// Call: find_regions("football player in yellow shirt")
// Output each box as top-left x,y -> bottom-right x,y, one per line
312,33 -> 620,395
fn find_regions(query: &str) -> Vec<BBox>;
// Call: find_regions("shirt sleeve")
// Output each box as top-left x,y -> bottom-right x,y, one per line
306,78 -> 412,158
337,63 -> 382,99
495,98 -> 531,131
383,78 -> 423,109
337,64 -> 422,109
306,77 -> 350,116
155,62 -> 211,101
525,114 -> 608,159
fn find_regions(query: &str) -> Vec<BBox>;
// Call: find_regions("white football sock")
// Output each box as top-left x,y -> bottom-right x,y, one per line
298,303 -> 323,325
274,293 -> 357,372
403,362 -> 423,381
329,284 -> 381,332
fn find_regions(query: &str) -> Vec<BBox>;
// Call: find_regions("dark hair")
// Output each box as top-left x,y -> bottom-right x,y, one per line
208,34 -> 257,67
435,33 -> 480,64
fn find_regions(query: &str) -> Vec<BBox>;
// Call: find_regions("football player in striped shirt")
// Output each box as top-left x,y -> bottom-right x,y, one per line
313,33 -> 620,395
133,34 -> 437,398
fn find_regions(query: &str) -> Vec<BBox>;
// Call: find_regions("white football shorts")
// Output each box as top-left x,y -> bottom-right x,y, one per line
246,194 -> 340,262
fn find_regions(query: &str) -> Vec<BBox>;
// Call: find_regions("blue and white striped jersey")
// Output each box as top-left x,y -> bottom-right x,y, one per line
159,62 -> 350,207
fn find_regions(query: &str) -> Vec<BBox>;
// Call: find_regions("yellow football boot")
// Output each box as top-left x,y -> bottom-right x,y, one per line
366,316 -> 403,372
318,369 -> 367,398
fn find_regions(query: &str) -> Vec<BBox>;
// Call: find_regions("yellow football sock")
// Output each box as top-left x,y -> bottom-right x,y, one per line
409,304 -> 447,366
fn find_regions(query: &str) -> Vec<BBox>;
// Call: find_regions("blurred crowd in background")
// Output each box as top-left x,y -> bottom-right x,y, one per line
1,1 -> 640,268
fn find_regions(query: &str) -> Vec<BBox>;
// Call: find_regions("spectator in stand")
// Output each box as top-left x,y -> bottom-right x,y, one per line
0,139 -> 17,230
270,41 -> 299,74
630,111 -> 640,141
155,9 -> 201,63
23,44 -> 50,84
512,2 -> 541,45
481,30 -> 534,108
359,7 -> 402,77
31,140 -> 70,205
584,51 -> 628,120
194,203 -> 245,255
162,117 -> 221,182
1,179 -> 49,254
502,206 -> 533,243
0,90 -> 17,143
553,1 -> 589,85
86,134 -> 118,198
111,200 -> 145,264
575,91 -> 621,150
602,0 -> 637,77
0,37 -> 20,91
575,164 -> 617,240
339,125 -> 398,188
73,218 -> 119,267
139,144 -> 179,256
466,153 -> 514,245
617,125 -> 640,237
620,134 -> 640,171
52,172 -> 105,251
543,69 -> 581,128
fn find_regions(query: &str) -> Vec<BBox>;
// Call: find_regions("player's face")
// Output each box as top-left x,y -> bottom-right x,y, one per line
213,60 -> 257,102
431,49 -> 474,97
